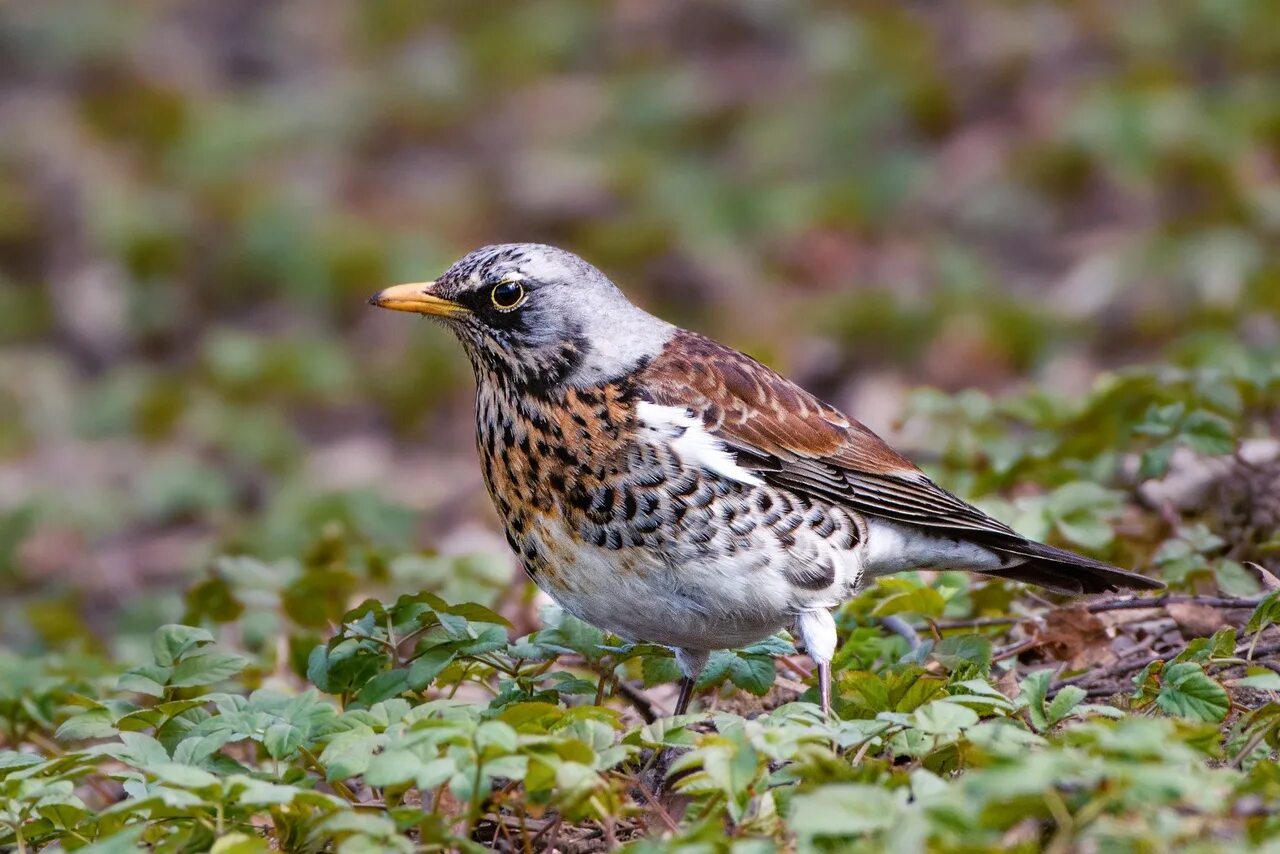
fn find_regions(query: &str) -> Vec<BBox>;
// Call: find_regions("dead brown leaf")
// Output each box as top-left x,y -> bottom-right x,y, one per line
1038,605 -> 1115,668
1166,602 -> 1232,639
1245,562 -> 1280,591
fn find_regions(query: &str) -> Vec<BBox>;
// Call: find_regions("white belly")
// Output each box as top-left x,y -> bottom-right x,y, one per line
526,515 -> 849,651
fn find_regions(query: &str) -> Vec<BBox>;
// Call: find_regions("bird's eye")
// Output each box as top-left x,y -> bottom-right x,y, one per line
490,281 -> 526,310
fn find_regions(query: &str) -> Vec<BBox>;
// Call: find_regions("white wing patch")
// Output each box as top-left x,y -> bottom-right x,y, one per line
636,401 -> 764,487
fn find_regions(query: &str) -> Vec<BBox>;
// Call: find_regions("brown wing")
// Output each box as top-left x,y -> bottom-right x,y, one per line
638,330 -> 1021,540
637,330 -> 1163,593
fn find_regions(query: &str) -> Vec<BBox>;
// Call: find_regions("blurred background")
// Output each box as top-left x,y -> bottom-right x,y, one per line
1,1 -> 1278,651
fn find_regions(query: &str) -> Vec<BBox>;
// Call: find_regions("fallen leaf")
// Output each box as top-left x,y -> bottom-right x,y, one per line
1038,605 -> 1114,668
1166,603 -> 1232,640
1245,562 -> 1280,591
993,668 -> 1021,701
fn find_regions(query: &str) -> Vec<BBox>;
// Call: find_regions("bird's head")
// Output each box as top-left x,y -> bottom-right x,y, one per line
369,244 -> 674,392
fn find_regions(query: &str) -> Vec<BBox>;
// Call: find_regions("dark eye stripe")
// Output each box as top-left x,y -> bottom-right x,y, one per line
491,281 -> 525,310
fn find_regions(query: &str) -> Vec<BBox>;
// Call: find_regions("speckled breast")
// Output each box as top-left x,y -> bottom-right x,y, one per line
470,375 -> 867,649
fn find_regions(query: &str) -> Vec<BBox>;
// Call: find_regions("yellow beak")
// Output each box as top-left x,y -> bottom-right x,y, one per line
366,282 -> 470,318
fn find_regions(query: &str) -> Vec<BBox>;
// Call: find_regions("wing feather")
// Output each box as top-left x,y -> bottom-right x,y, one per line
638,331 -> 1163,593
639,330 -> 1019,541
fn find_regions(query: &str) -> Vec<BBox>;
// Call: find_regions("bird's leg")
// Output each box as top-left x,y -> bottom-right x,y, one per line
672,648 -> 708,716
649,648 -> 710,795
674,675 -> 697,717
796,609 -> 838,716
817,660 -> 832,717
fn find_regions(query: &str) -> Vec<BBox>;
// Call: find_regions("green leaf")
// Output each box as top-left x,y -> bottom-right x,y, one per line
235,779 -> 316,806
365,750 -> 421,788
475,721 -> 518,753
0,751 -> 45,773
534,609 -> 608,662
102,731 -> 171,769
1046,482 -> 1120,550
356,669 -> 410,706
641,654 -> 681,687
965,720 -> 1047,754
73,825 -> 149,854
151,762 -> 220,789
1178,628 -> 1238,664
169,652 -> 247,688
415,756 -> 457,790
888,669 -> 947,713
728,655 -> 776,696
263,723 -> 303,759
456,624 -> 510,657
1245,591 -> 1280,637
909,700 -> 978,735
319,729 -> 378,780
1156,662 -> 1231,723
791,783 -> 904,837
1234,673 -> 1280,691
696,650 -> 776,696
118,664 -> 172,697
1135,401 -> 1185,438
210,833 -> 271,854
1179,410 -> 1235,456
406,648 -> 456,691
630,717 -> 699,750
1139,442 -> 1176,479
436,601 -> 512,628
151,625 -> 215,667
1019,670 -> 1052,732
55,709 -> 118,741
283,569 -> 360,628
554,761 -> 599,803
872,583 -> 945,618
1046,685 -> 1087,726
1215,559 -> 1261,596
933,635 -> 993,674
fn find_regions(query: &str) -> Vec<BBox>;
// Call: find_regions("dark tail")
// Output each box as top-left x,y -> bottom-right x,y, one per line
977,539 -> 1165,595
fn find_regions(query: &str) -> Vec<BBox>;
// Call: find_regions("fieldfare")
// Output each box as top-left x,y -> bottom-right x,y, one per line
369,244 -> 1162,715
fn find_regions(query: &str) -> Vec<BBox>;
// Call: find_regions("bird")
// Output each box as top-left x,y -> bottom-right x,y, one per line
368,243 -> 1163,716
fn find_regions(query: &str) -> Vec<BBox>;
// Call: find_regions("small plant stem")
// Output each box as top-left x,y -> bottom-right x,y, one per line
927,616 -> 1021,630
880,615 -> 922,649
1086,593 -> 1266,613
395,625 -> 433,659
993,639 -> 1039,662
298,745 -> 359,803
851,736 -> 877,765
632,777 -> 679,832
446,663 -> 475,699
24,729 -> 64,756
613,679 -> 658,723
473,654 -> 519,676
516,806 -> 532,854
1043,788 -> 1075,854
1230,727 -> 1272,769
594,660 -> 612,707
467,752 -> 485,836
